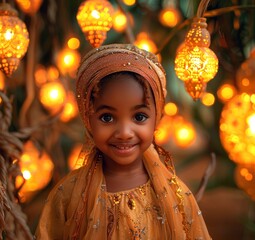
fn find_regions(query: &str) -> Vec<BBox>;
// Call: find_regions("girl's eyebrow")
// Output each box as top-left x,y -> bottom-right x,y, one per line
95,104 -> 150,112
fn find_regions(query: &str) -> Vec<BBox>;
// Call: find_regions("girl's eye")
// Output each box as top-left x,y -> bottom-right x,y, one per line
100,113 -> 113,123
134,113 -> 148,122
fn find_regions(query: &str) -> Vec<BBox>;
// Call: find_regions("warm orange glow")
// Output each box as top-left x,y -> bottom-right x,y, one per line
76,0 -> 114,48
60,91 -> 79,122
164,102 -> 178,116
220,93 -> 255,164
67,37 -> 80,50
16,141 -> 54,202
0,71 -> 5,90
217,83 -> 236,102
235,164 -> 255,200
201,92 -> 215,106
39,81 -> 66,114
122,0 -> 136,6
236,52 -> 255,94
0,3 -> 30,76
15,0 -> 43,15
174,18 -> 218,100
173,117 -> 196,148
56,48 -> 81,75
134,32 -> 158,54
113,9 -> 128,32
159,7 -> 181,28
34,65 -> 47,87
154,115 -> 173,145
68,143 -> 83,170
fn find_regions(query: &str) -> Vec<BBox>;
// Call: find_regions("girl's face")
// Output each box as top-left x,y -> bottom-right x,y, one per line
89,73 -> 156,169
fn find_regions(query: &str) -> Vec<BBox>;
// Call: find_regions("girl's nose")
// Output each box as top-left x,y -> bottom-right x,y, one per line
114,121 -> 134,139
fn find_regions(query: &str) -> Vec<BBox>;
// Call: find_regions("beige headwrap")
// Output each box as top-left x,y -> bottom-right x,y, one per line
76,44 -> 167,129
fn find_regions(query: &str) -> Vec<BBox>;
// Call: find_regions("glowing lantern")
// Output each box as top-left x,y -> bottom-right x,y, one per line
0,3 -> 29,76
134,32 -> 158,54
60,91 -> 79,122
159,7 -> 181,28
56,48 -> 81,76
16,141 -> 54,202
217,83 -> 236,103
39,81 -> 66,114
235,164 -> 255,200
219,93 -> 255,164
76,0 -> 114,48
68,143 -> 83,170
15,0 -> 43,15
174,18 -> 218,100
236,50 -> 255,94
173,116 -> 196,148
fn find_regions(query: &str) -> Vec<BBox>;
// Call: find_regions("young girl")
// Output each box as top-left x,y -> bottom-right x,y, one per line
35,44 -> 211,239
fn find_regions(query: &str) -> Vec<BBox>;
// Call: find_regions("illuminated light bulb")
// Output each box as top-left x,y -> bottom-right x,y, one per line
164,102 -> 178,116
217,83 -> 236,103
134,32 -> 158,54
159,7 -> 181,28
0,3 -> 29,76
46,65 -> 59,81
56,48 -> 81,76
219,93 -> 255,164
15,0 -> 43,15
236,50 -> 255,94
173,116 -> 196,148
68,143 -> 83,170
201,92 -> 215,106
39,81 -> 66,114
67,37 -> 80,50
16,140 -> 54,202
235,164 -> 255,200
60,91 -> 78,122
122,0 -> 136,6
174,18 -> 218,100
76,0 -> 114,48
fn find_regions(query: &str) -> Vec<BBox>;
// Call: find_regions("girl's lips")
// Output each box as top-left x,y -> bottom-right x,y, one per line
110,144 -> 137,155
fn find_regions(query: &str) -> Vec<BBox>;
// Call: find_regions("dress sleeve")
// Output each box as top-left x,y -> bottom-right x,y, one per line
35,171 -> 78,240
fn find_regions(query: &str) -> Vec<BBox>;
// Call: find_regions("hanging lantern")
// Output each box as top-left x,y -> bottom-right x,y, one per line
16,140 -> 54,202
235,163 -> 255,200
15,0 -> 43,15
0,3 -> 29,76
0,71 -> 5,90
236,49 -> 255,94
39,80 -> 66,114
219,93 -> 255,164
174,18 -> 218,100
76,0 -> 114,48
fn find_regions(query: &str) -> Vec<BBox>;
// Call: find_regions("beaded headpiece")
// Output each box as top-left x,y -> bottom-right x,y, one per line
76,44 -> 167,130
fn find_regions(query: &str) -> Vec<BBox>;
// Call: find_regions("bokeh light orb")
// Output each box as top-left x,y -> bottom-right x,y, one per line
220,93 -> 255,164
